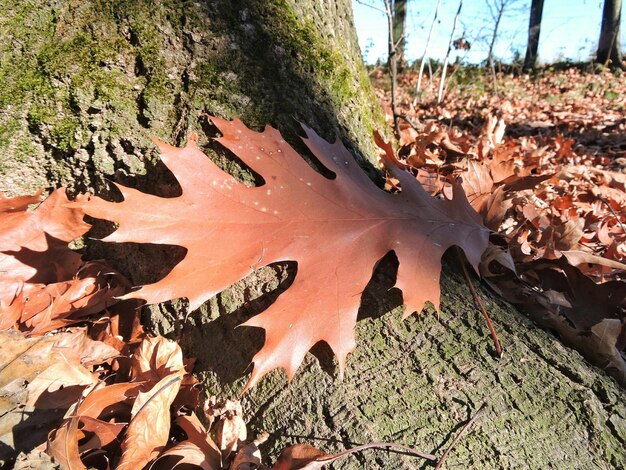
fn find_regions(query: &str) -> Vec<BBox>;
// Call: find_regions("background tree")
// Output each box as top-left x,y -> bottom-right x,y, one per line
523,0 -> 544,70
413,0 -> 442,105
597,0 -> 625,68
486,0 -> 506,69
392,0 -> 408,71
1,0 -> 625,467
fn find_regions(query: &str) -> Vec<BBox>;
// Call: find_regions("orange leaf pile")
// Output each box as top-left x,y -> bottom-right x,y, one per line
46,335 -> 203,469
375,66 -> 626,384
0,189 -> 128,334
82,116 -> 490,388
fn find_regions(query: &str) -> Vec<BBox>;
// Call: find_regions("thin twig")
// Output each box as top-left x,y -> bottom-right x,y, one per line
383,0 -> 400,138
413,0 -> 441,106
596,194 -> 626,234
320,441 -> 437,463
354,0 -> 387,15
456,248 -> 503,357
394,113 -> 422,132
435,403 -> 487,469
438,0 -> 463,103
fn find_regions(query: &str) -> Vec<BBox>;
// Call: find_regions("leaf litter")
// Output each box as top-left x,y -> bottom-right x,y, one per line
376,66 -> 626,385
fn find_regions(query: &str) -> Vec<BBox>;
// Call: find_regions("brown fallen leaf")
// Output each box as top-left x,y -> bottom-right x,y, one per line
76,382 -> 143,420
271,444 -> 330,470
520,257 -> 626,331
150,440 -> 220,470
82,117 -> 489,389
270,441 -> 437,470
230,432 -> 268,470
46,416 -> 86,470
130,335 -> 185,383
206,399 -> 247,461
77,415 -> 126,452
0,329 -> 117,461
561,250 -> 626,272
0,189 -> 43,212
116,373 -> 183,470
173,414 -> 221,468
0,329 -> 117,408
0,189 -> 90,296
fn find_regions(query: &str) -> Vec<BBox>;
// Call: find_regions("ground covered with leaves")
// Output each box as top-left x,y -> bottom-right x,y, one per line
374,64 -> 626,385
0,65 -> 625,469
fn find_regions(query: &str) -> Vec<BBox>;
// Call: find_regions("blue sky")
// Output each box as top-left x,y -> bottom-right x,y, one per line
353,0 -> 626,65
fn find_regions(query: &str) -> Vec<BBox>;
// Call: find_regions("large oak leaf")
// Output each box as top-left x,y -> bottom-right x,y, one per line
83,117 -> 489,388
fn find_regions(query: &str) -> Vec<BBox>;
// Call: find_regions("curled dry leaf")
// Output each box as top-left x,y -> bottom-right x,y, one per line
0,188 -> 90,297
76,415 -> 126,451
130,335 -> 185,383
0,329 -> 116,462
271,444 -> 330,470
76,382 -> 143,420
269,440 -> 437,470
150,440 -> 219,470
172,414 -> 221,468
0,329 -> 117,408
0,190 -> 130,335
83,117 -> 489,389
230,431 -> 268,470
116,373 -> 184,470
46,416 -> 86,470
205,398 -> 247,460
9,261 -> 129,336
217,411 -> 247,459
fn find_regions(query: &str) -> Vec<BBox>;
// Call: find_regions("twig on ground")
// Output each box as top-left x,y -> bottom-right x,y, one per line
394,113 -> 422,132
321,441 -> 437,463
435,402 -> 487,469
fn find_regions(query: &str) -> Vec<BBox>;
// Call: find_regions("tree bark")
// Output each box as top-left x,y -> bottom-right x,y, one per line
1,1 -> 626,468
523,0 -> 544,70
597,0 -> 625,68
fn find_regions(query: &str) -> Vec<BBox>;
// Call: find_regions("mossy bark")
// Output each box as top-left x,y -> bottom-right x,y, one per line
1,1 -> 625,468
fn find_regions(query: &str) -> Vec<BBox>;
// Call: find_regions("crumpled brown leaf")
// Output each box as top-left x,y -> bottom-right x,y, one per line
0,329 -> 118,462
0,189 -> 90,297
116,372 -> 184,470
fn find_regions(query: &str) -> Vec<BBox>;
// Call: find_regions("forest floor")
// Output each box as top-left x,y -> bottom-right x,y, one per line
368,63 -> 626,387
371,64 -> 626,273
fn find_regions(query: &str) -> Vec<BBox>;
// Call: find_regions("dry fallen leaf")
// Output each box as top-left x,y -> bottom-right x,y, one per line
116,373 -> 184,470
0,189 -> 90,297
46,417 -> 86,470
83,117 -> 489,389
130,335 -> 184,383
0,329 -> 116,463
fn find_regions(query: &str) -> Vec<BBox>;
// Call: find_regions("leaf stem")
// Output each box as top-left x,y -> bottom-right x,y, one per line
456,248 -> 503,357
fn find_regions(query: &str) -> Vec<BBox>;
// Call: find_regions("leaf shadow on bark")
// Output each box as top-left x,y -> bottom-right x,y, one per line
178,250 -> 405,388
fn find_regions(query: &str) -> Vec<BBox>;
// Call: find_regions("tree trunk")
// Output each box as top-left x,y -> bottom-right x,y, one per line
392,0 -> 408,71
597,0 -> 625,68
1,1 -> 626,468
523,0 -> 544,70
